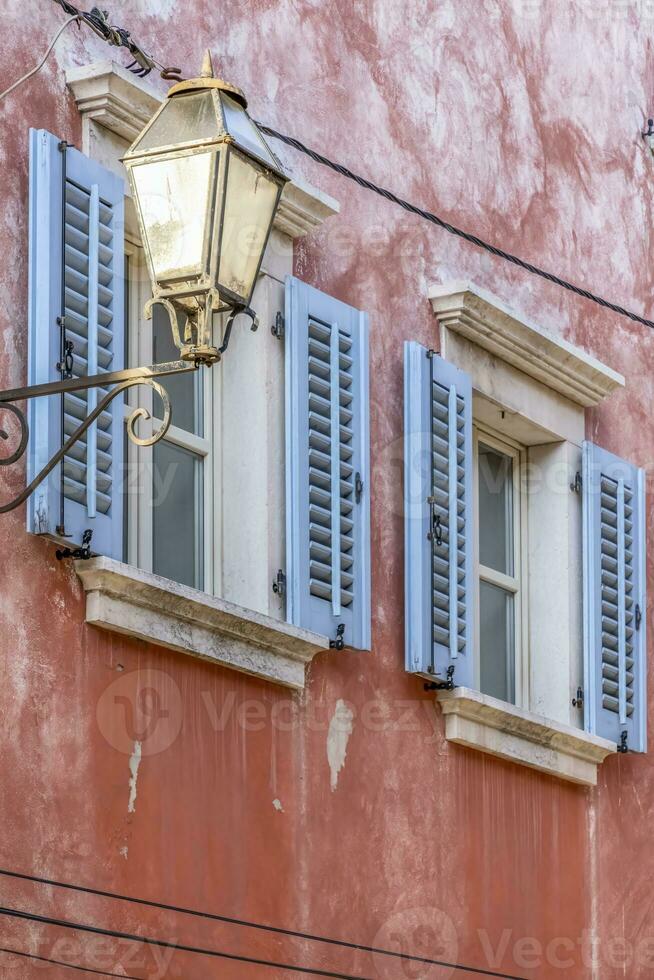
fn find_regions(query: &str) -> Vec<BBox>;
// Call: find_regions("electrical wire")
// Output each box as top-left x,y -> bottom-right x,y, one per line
42,0 -> 654,332
0,946 -> 143,979
256,122 -> 654,332
49,0 -> 181,79
0,867 -> 527,980
0,15 -> 79,103
0,904 -> 378,980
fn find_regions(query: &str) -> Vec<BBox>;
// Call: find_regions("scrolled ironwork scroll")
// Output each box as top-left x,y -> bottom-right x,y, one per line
126,380 -> 172,447
0,403 -> 29,469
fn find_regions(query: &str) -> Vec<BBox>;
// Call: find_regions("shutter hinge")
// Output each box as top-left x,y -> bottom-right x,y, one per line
56,335 -> 74,379
426,349 -> 436,359
271,312 -> 284,340
572,687 -> 584,709
355,472 -> 364,503
272,569 -> 286,599
56,528 -> 93,561
424,664 -> 455,691
618,731 -> 629,754
570,472 -> 582,493
427,497 -> 443,545
330,624 -> 346,650
636,603 -> 642,631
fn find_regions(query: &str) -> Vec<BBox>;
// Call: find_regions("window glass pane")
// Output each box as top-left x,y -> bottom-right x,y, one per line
152,441 -> 203,590
480,580 -> 515,703
478,442 -> 513,575
152,305 -> 202,435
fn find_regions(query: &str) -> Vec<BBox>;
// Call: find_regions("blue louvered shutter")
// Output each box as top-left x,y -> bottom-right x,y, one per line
285,276 -> 371,649
583,442 -> 647,752
27,129 -> 125,557
404,343 -> 474,684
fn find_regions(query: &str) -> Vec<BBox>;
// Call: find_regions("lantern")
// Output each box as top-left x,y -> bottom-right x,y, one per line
123,51 -> 288,361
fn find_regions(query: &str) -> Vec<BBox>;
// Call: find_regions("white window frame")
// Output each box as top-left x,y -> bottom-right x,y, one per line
124,240 -> 217,594
473,422 -> 529,709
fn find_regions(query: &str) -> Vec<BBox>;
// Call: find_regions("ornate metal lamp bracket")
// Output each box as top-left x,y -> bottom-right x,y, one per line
0,286 -> 261,515
0,358 -> 198,514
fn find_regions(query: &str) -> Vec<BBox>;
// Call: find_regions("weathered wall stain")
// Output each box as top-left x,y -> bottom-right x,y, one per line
326,699 -> 354,791
127,740 -> 142,814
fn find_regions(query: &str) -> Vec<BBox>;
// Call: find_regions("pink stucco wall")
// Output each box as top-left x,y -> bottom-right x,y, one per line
1,2 -> 653,977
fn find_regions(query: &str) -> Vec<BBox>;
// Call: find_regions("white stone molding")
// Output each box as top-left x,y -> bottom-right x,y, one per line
438,688 -> 616,786
76,558 -> 330,690
429,281 -> 624,408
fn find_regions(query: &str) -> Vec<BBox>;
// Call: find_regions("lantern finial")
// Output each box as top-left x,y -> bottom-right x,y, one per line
200,50 -> 215,78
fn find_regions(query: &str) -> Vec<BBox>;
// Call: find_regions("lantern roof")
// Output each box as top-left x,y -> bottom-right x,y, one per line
126,51 -> 286,177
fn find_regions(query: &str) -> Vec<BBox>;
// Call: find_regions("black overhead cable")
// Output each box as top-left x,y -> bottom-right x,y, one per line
43,0 -> 654,335
0,866 -> 527,980
50,0 -> 182,79
0,904 -> 384,980
0,946 -> 143,979
256,122 -> 654,332
0,903 -> 528,980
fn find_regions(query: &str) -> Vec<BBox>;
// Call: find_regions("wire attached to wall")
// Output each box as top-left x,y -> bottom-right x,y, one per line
50,0 -> 182,79
0,15 -> 79,103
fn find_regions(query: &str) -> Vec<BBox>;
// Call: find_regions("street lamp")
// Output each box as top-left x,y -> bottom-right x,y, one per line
0,52 -> 289,519
123,50 -> 289,363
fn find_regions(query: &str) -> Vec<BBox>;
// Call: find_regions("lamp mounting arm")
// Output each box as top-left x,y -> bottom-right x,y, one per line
0,359 -> 198,515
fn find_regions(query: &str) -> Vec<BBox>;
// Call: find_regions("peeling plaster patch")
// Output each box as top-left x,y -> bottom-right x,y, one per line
326,699 -> 354,792
127,741 -> 142,814
272,798 -> 284,812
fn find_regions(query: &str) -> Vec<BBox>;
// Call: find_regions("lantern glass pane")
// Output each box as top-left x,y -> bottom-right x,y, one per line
218,153 -> 279,302
132,151 -> 214,280
220,92 -> 280,168
135,92 -> 218,151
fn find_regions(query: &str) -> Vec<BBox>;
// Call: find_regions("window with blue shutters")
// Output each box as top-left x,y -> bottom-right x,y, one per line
404,343 -> 474,685
285,275 -> 371,649
27,129 -> 125,558
583,441 -> 647,752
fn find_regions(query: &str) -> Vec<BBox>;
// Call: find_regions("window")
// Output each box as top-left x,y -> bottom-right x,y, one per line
125,245 -> 212,593
26,126 -> 372,663
474,428 -> 524,705
405,282 -> 647,781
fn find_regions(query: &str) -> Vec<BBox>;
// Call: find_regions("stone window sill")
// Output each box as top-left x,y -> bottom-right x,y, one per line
437,688 -> 616,786
75,557 -> 329,690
